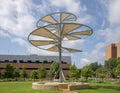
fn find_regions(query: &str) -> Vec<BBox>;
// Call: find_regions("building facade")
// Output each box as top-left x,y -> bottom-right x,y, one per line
0,63 -> 70,78
105,42 -> 120,60
0,55 -> 71,64
0,55 -> 71,78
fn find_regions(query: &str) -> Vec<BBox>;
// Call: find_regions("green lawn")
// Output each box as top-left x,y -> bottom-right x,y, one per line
0,81 -> 62,93
76,83 -> 120,93
0,81 -> 120,93
76,88 -> 120,93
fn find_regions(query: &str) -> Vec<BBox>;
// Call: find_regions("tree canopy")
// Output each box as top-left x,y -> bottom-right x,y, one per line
20,67 -> 28,80
49,61 -> 59,77
69,64 -> 80,79
38,64 -> 46,79
116,64 -> 120,77
14,67 -> 20,80
31,70 -> 38,81
4,64 -> 14,79
81,66 -> 93,80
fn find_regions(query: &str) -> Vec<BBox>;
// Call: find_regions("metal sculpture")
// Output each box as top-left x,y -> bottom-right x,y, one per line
28,12 -> 93,82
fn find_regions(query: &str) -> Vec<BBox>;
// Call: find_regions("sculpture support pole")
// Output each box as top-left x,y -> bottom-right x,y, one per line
58,23 -> 66,83
58,37 -> 62,82
58,23 -> 62,82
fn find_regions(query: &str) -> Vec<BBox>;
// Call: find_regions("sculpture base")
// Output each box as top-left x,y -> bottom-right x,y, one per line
32,82 -> 89,91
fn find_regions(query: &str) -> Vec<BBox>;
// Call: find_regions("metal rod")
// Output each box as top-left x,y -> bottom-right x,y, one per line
58,21 -> 66,83
58,23 -> 62,82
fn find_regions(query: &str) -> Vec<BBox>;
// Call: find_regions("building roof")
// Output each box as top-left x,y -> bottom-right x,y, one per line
0,54 -> 71,64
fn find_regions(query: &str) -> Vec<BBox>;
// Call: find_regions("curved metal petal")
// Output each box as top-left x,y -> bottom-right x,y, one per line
29,40 -> 55,46
70,30 -> 93,36
64,17 -> 76,21
41,15 -> 58,23
45,26 -> 57,31
66,35 -> 81,40
31,27 -> 57,39
62,47 -> 82,52
62,23 -> 82,35
61,13 -> 70,21
47,45 -> 59,52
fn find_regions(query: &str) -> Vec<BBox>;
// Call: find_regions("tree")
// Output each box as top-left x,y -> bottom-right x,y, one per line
96,66 -> 107,82
89,62 -> 102,71
31,70 -> 38,81
69,65 -> 80,80
0,70 -> 2,79
117,58 -> 120,65
4,64 -> 14,80
116,64 -> 120,78
89,62 -> 101,77
105,58 -> 117,78
105,58 -> 117,70
38,64 -> 46,80
20,67 -> 28,80
49,61 -> 59,78
81,66 -> 93,81
14,67 -> 20,81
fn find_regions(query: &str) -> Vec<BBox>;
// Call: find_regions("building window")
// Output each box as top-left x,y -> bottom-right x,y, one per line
35,60 -> 40,63
27,60 -> 32,62
19,60 -> 24,63
4,60 -> 9,62
13,60 -> 17,63
43,60 -> 48,63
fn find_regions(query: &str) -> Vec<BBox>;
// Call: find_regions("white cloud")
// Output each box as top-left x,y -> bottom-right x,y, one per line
77,15 -> 92,24
97,0 -> 110,7
27,45 -> 59,56
36,0 -> 90,22
11,38 -> 27,47
98,0 -> 120,26
63,40 -> 84,50
51,0 -> 87,14
78,42 -> 105,68
96,0 -> 120,45
98,28 -> 120,44
79,58 -> 91,68
51,0 -> 92,24
0,30 -> 10,38
97,0 -> 120,44
108,0 -> 120,26
10,37 -> 59,56
81,0 -> 120,69
0,0 -> 36,37
0,0 -> 38,54
36,0 -> 53,15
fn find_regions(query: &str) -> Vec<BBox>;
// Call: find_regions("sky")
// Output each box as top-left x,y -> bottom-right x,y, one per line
0,0 -> 120,68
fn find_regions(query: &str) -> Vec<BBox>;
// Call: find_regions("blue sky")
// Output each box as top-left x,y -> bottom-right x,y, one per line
0,0 -> 120,68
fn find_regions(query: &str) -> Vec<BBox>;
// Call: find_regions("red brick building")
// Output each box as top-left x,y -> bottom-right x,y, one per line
105,42 -> 120,60
0,62 -> 70,78
0,55 -> 71,78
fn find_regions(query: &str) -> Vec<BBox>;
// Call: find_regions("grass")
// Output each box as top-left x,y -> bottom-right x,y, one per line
0,81 -> 120,93
0,81 -> 62,93
76,88 -> 120,93
75,83 -> 120,93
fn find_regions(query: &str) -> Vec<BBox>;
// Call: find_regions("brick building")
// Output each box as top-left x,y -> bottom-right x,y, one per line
105,42 -> 120,60
0,55 -> 71,77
